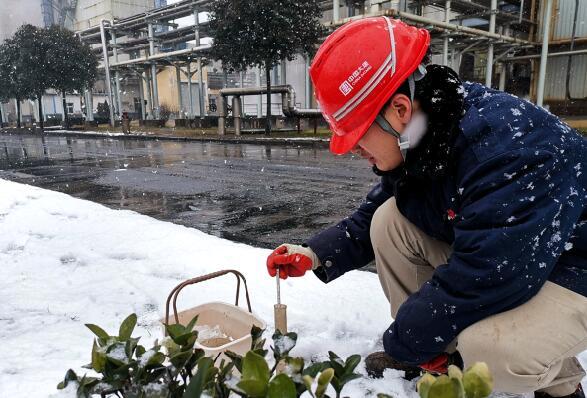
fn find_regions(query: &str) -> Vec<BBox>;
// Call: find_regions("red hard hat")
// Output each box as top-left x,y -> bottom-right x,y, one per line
309,17 -> 430,154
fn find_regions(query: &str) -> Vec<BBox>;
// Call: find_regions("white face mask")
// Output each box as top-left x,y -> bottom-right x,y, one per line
399,110 -> 428,160
374,110 -> 428,160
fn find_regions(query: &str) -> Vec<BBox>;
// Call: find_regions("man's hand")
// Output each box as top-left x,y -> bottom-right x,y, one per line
266,244 -> 321,279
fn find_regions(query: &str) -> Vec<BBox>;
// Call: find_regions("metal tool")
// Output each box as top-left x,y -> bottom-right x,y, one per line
274,266 -> 288,333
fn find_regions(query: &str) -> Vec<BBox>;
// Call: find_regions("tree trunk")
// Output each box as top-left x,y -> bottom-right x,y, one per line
62,90 -> 69,129
265,62 -> 272,135
37,95 -> 44,131
16,99 -> 21,129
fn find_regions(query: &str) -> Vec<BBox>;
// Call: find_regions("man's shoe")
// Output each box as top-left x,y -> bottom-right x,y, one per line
364,351 -> 421,380
535,384 -> 585,398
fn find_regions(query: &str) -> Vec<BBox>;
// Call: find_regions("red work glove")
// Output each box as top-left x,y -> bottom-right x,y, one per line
266,244 -> 321,279
420,353 -> 449,374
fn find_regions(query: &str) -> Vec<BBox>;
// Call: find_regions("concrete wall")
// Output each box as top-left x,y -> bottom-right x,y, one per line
74,0 -> 154,30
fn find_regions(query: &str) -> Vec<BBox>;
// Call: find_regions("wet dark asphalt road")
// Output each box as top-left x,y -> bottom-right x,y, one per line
0,133 -> 379,250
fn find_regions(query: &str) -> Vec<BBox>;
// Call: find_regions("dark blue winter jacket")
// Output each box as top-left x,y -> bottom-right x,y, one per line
306,82 -> 587,365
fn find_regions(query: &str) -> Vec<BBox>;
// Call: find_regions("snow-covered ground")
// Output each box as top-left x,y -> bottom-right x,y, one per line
0,179 -> 584,397
0,179 -> 412,397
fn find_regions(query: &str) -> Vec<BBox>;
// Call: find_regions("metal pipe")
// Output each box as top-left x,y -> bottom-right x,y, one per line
499,63 -> 506,91
485,0 -> 497,87
536,0 -> 553,107
256,67 -> 262,117
328,9 -> 533,45
197,59 -> 204,118
105,44 -> 211,68
305,56 -> 311,109
233,96 -> 242,136
112,27 -> 122,118
99,20 -> 115,127
187,62 -> 194,118
176,65 -> 184,118
138,72 -> 146,120
148,23 -> 160,119
218,95 -> 226,135
194,7 -> 205,119
506,48 -> 587,61
443,0 -> 451,66
85,90 -> 94,122
219,84 -> 321,117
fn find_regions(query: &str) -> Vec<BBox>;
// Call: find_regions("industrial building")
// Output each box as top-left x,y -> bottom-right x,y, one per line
1,0 -> 587,130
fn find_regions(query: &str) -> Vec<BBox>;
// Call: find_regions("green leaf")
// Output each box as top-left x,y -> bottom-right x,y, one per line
57,369 -> 78,389
91,340 -> 106,372
303,361 -> 330,377
316,368 -> 334,398
428,375 -> 464,398
169,350 -> 193,369
267,373 -> 297,398
85,323 -> 109,340
185,315 -> 199,332
224,351 -> 243,373
463,363 -> 493,398
166,323 -> 186,340
327,351 -> 345,376
285,356 -> 304,375
417,373 -> 437,398
182,357 -> 214,398
344,354 -> 361,373
237,380 -> 269,397
237,351 -> 270,397
272,331 -> 298,359
119,313 -> 137,341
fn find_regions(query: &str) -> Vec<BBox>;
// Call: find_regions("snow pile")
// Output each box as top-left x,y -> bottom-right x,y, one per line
0,179 -> 410,397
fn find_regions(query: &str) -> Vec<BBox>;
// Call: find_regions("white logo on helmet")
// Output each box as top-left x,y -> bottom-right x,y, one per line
339,81 -> 353,96
339,61 -> 372,97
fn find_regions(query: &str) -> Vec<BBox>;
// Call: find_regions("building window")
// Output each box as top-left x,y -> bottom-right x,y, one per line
67,103 -> 74,114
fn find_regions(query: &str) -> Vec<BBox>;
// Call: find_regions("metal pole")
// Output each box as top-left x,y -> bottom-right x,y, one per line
333,0 -> 340,21
148,23 -> 159,119
85,89 -> 94,122
537,0 -> 553,107
197,59 -> 204,118
485,0 -> 497,87
175,65 -> 183,118
304,56 -> 311,108
145,70 -> 153,119
194,8 -> 205,119
112,28 -> 122,118
218,95 -> 226,135
443,1 -> 451,66
233,96 -> 242,136
280,62 -> 286,84
256,67 -> 262,117
99,20 -> 115,127
499,63 -> 507,91
138,73 -> 146,120
187,62 -> 194,118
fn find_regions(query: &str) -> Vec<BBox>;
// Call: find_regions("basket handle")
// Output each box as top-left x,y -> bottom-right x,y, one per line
164,269 -> 253,327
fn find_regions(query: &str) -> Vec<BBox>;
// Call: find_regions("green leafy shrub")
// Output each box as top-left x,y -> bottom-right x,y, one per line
415,363 -> 493,398
57,313 -> 361,398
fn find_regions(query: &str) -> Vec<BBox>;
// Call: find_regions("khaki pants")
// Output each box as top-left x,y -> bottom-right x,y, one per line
370,197 -> 587,397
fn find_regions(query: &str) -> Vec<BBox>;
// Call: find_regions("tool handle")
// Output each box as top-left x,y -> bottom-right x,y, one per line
164,269 -> 252,326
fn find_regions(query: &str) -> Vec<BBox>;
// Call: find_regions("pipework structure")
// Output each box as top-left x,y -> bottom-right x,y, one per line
76,0 -> 587,130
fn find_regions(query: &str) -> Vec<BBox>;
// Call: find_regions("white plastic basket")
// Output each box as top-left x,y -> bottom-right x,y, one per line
163,270 -> 266,358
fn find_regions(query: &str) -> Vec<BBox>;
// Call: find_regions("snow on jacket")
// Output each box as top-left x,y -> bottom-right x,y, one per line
306,82 -> 587,365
